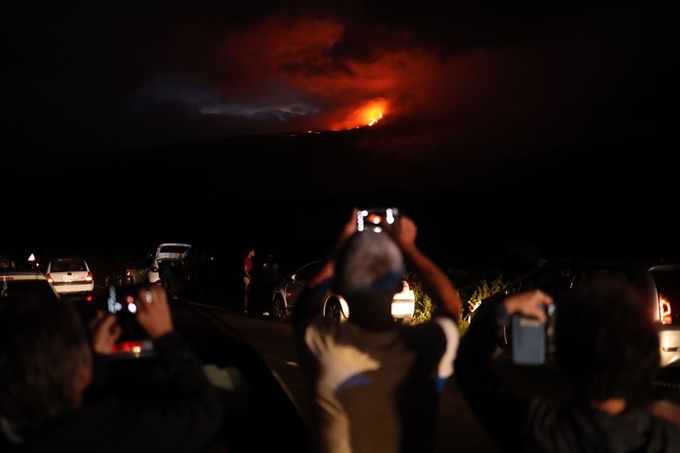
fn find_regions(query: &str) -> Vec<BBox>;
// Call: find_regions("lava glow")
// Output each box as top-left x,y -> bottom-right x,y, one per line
368,113 -> 382,126
331,98 -> 389,130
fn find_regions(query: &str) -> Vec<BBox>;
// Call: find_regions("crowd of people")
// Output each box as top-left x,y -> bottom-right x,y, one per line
2,209 -> 680,452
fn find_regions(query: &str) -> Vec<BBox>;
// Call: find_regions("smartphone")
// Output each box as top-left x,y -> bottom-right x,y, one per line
357,207 -> 399,232
106,284 -> 149,348
106,284 -> 137,316
512,314 -> 545,365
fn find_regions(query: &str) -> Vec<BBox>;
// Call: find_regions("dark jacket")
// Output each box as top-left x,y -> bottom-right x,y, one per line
0,332 -> 224,453
454,295 -> 680,453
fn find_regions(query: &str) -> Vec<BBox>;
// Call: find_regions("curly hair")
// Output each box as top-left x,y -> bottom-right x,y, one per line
555,274 -> 660,408
0,296 -> 92,429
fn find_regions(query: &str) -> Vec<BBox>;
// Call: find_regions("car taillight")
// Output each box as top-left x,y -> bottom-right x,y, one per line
45,273 -> 54,284
659,294 -> 672,324
85,272 -> 93,282
125,269 -> 131,276
86,295 -> 93,302
112,341 -> 144,354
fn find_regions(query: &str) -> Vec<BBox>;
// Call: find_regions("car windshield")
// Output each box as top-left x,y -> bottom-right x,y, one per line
159,245 -> 191,254
650,267 -> 680,326
51,260 -> 87,272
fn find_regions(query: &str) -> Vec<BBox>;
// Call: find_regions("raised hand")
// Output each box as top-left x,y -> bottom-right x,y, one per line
134,285 -> 174,340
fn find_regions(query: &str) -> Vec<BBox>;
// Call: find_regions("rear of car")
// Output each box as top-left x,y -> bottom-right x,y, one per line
391,276 -> 416,323
129,254 -> 161,284
45,258 -> 94,295
1,268 -> 60,308
156,243 -> 192,298
649,265 -> 680,367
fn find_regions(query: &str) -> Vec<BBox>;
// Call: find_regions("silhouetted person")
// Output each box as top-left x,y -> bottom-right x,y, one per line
243,247 -> 255,314
251,253 -> 280,316
0,285 -> 223,452
293,209 -> 462,453
455,275 -> 680,452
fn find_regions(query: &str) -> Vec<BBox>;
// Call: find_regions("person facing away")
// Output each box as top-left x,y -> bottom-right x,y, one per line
455,274 -> 680,452
293,208 -> 462,453
0,285 -> 224,453
259,254 -> 280,315
243,246 -> 255,313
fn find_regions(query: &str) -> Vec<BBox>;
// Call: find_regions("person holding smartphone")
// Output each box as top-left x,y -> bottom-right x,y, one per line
455,276 -> 680,452
0,285 -> 224,452
292,208 -> 462,453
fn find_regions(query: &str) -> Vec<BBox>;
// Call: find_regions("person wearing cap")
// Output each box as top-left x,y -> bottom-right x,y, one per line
292,208 -> 462,453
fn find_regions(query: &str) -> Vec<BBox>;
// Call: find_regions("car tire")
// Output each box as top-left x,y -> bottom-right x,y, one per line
271,296 -> 287,322
324,298 -> 342,324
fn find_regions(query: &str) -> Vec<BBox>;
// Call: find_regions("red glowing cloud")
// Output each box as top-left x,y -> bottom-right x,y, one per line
7,2 -> 661,156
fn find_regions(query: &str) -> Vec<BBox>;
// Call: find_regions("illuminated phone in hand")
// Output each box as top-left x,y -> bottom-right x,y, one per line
512,313 -> 546,365
357,207 -> 399,233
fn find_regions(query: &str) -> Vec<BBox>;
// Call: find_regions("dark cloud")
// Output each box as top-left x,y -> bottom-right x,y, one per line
3,1 -> 673,159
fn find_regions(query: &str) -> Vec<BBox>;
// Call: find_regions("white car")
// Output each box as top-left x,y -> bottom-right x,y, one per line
156,243 -> 192,298
270,260 -> 416,324
128,253 -> 161,284
45,258 -> 95,296
1,267 -> 61,304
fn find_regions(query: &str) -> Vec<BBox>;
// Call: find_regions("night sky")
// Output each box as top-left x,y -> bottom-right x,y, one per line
3,2 -> 676,272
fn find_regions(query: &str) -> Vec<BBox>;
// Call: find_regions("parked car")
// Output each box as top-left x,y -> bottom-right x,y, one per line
45,257 -> 95,297
1,267 -> 61,308
270,260 -> 415,324
156,243 -> 192,298
128,253 -> 161,284
472,259 -> 680,368
103,260 -> 133,287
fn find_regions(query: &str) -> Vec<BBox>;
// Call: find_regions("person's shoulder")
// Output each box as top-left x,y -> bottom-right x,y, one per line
296,316 -> 342,349
400,316 -> 459,347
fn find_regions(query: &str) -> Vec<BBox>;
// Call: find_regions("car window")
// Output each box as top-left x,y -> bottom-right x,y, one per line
159,245 -> 191,254
650,267 -> 680,326
51,260 -> 87,272
295,261 -> 324,281
518,266 -> 575,296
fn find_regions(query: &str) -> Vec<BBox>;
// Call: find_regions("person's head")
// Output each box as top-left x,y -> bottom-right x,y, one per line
246,246 -> 255,258
555,275 -> 660,409
333,231 -> 404,325
0,296 -> 93,429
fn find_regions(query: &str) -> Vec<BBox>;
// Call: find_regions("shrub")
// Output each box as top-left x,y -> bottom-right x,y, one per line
411,278 -> 436,325
459,275 -> 509,335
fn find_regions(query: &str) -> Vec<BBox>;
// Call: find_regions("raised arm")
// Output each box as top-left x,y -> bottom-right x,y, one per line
390,215 -> 462,322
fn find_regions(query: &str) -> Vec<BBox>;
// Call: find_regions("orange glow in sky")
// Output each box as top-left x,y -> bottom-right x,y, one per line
330,98 -> 388,130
